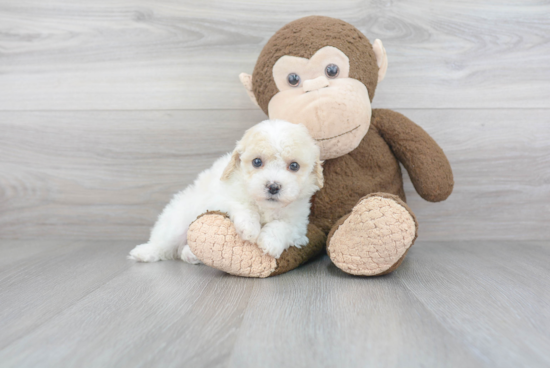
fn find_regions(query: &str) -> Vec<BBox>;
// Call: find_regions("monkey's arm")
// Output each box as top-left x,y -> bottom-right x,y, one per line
372,108 -> 454,202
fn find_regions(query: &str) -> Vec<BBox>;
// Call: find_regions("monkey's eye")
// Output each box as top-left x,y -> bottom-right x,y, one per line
325,64 -> 339,78
289,162 -> 300,172
287,73 -> 301,87
252,158 -> 263,168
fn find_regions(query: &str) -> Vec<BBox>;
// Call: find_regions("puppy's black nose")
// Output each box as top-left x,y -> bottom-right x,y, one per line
267,183 -> 281,195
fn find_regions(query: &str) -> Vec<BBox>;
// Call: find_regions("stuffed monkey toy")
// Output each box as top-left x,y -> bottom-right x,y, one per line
187,16 -> 453,277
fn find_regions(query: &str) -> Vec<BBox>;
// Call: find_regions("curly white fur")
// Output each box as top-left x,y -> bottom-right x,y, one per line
129,120 -> 323,263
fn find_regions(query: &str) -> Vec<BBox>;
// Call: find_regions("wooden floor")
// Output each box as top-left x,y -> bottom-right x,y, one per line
0,240 -> 549,367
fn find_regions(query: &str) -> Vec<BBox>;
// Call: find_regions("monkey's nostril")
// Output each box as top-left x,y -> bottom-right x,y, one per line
303,76 -> 330,93
267,183 -> 281,195
305,85 -> 329,93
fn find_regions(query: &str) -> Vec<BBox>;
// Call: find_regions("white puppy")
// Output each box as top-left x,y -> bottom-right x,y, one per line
129,119 -> 323,264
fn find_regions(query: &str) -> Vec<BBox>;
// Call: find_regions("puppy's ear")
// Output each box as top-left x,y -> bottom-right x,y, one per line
221,149 -> 241,181
313,160 -> 324,189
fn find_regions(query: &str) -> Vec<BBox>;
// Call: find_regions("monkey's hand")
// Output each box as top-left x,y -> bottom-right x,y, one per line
372,108 -> 454,202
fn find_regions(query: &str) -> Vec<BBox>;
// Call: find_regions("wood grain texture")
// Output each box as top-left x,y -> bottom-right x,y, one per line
0,240 -> 133,349
1,109 -> 548,241
0,0 -> 549,110
402,241 -> 550,368
1,240 -> 549,367
227,257 -> 483,368
0,239 -> 73,269
398,108 -> 550,241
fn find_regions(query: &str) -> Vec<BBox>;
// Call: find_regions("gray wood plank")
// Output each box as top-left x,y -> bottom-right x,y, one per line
401,241 -> 550,368
0,109 -> 263,240
226,256 -> 485,368
0,240 -> 134,349
1,240 -> 549,367
0,0 -> 548,110
0,239 -> 73,269
1,109 -> 548,241
397,108 -> 550,241
0,245 -> 255,368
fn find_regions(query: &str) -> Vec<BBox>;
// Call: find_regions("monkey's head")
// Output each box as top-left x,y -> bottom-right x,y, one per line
240,16 -> 388,160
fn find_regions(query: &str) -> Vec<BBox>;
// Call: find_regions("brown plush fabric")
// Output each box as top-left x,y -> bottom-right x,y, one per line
310,109 -> 453,234
311,115 -> 405,234
271,224 -> 326,276
373,109 -> 454,202
252,15 -> 379,114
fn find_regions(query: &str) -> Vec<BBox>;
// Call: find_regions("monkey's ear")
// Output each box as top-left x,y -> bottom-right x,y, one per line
221,149 -> 241,181
313,160 -> 324,189
373,39 -> 388,83
239,73 -> 260,108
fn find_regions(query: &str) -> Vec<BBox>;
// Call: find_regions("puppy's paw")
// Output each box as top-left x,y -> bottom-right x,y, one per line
257,232 -> 287,259
293,234 -> 309,248
180,245 -> 201,265
128,243 -> 161,262
233,215 -> 261,243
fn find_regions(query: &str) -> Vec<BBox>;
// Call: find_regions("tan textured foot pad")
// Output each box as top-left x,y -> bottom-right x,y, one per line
327,193 -> 418,276
187,212 -> 277,278
187,212 -> 326,278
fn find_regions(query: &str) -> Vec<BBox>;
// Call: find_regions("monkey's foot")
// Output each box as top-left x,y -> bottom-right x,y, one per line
327,193 -> 418,276
187,211 -> 326,278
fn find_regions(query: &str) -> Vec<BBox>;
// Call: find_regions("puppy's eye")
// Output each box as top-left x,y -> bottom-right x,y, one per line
287,73 -> 301,87
289,162 -> 300,172
325,64 -> 339,78
252,158 -> 263,168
